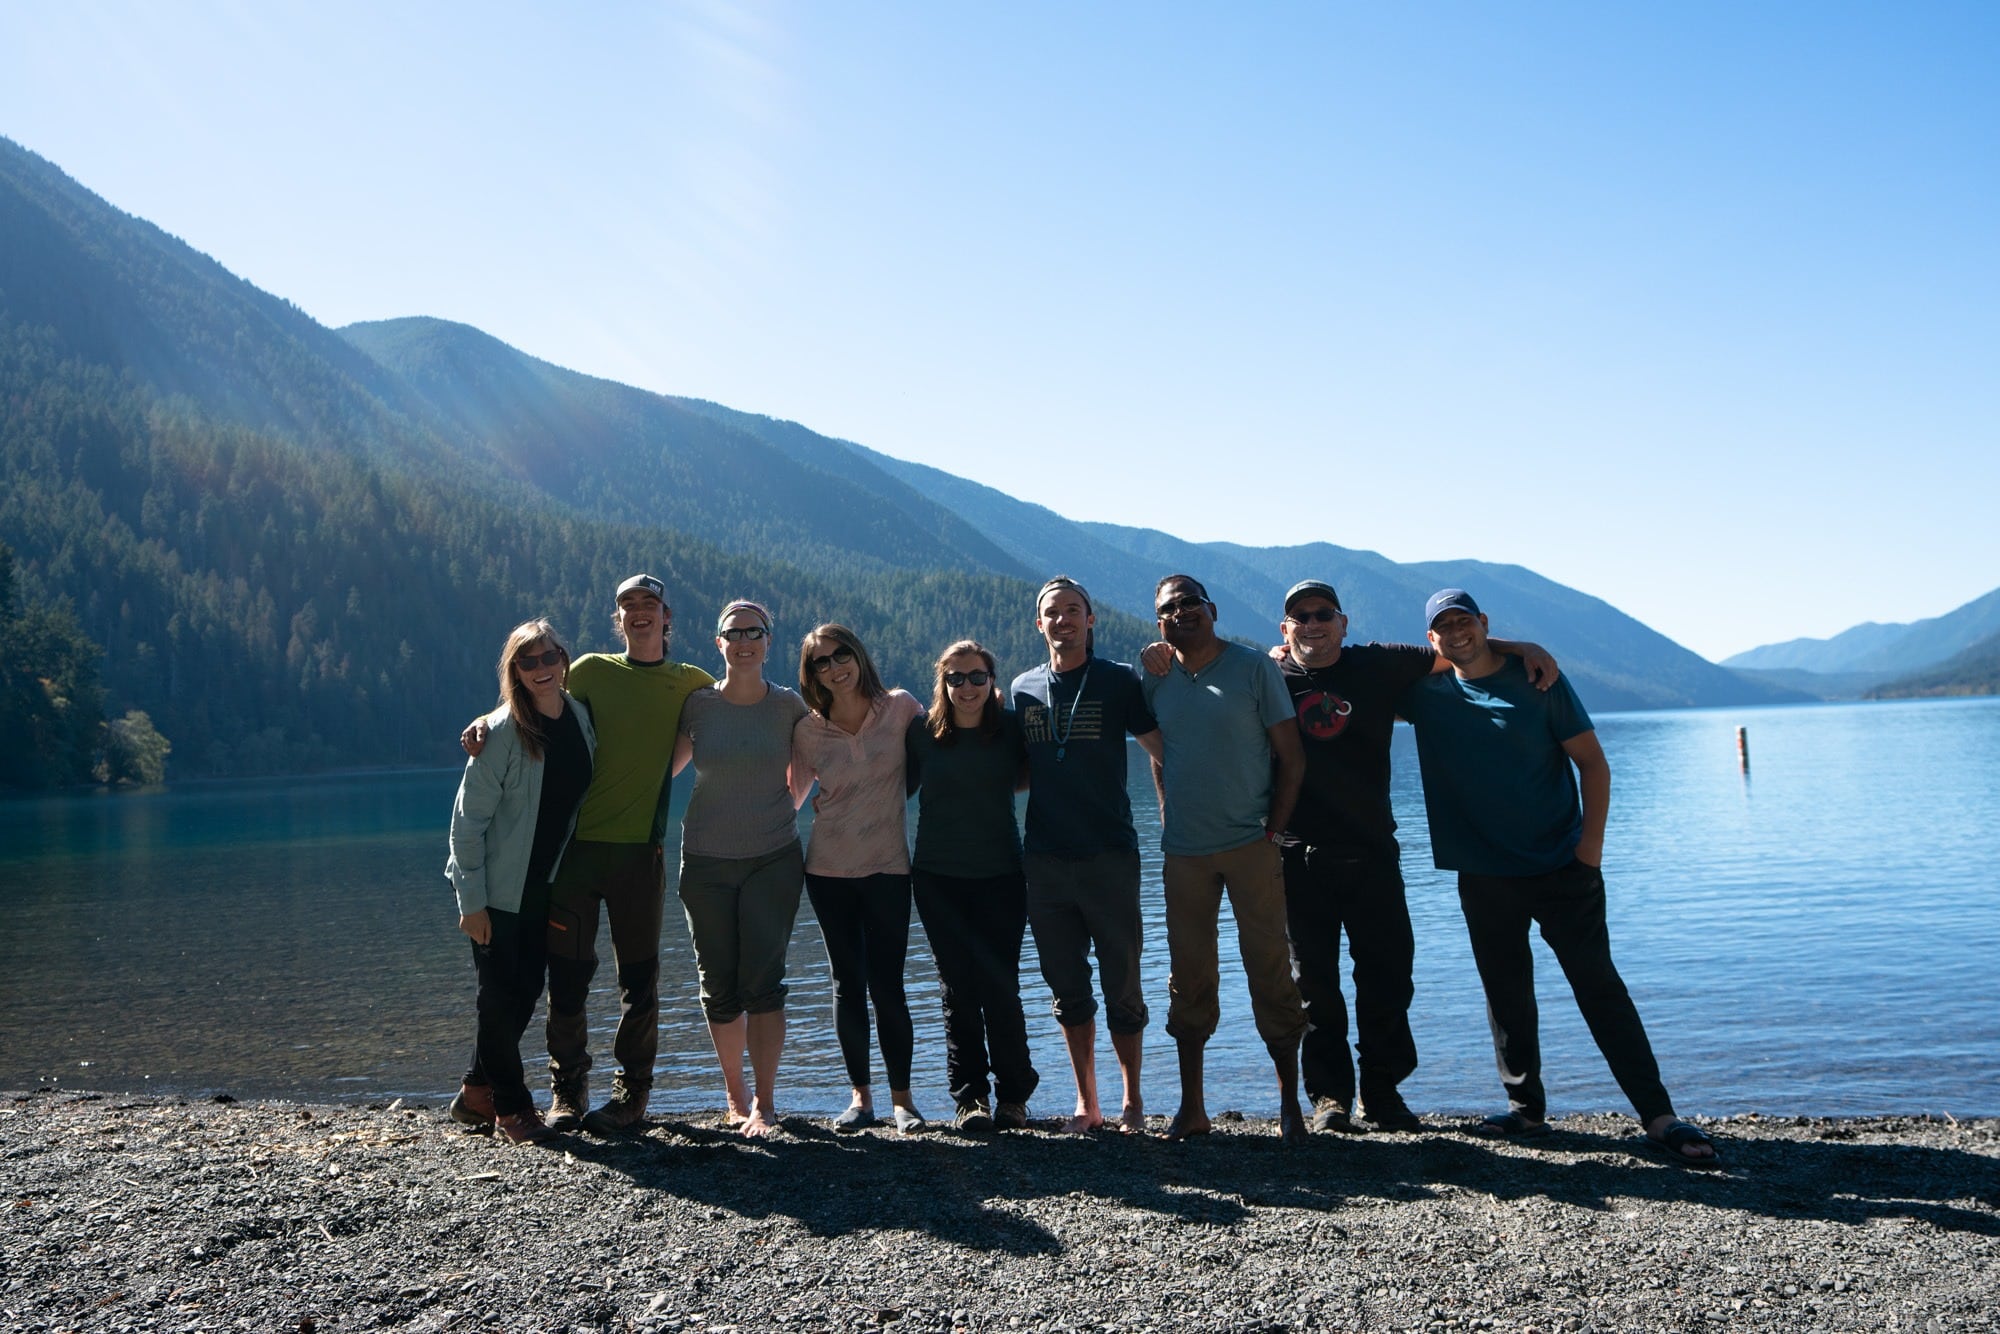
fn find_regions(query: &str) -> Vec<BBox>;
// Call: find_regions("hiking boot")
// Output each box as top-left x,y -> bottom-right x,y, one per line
449,1081 -> 495,1128
547,1074 -> 588,1132
581,1081 -> 649,1137
1310,1096 -> 1364,1135
954,1099 -> 994,1132
1360,1088 -> 1423,1133
495,1106 -> 557,1145
994,1101 -> 1030,1131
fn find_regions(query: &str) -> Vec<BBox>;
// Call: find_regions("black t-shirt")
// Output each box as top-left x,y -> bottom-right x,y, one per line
905,710 -> 1027,878
1280,642 -> 1435,857
525,701 -> 593,891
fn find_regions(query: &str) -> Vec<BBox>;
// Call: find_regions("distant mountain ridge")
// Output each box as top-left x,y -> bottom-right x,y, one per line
1724,586 -> 2000,678
1,134 -> 1807,779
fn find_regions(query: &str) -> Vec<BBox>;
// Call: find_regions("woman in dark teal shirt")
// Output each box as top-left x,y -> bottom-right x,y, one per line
904,640 -> 1036,1131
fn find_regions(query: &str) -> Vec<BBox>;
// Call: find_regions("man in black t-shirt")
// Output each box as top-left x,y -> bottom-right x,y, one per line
1276,579 -> 1557,1135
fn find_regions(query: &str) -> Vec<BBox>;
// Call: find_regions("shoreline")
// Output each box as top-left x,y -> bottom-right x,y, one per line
7,1089 -> 1994,1331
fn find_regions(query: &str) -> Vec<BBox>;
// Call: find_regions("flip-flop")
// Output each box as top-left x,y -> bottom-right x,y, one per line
1468,1112 -> 1550,1139
1645,1119 -> 1723,1171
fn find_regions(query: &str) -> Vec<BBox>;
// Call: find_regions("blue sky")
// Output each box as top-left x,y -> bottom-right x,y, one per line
3,2 -> 1994,660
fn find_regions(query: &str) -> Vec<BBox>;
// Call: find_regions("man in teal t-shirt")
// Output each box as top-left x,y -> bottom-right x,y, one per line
1400,589 -> 1718,1167
1141,574 -> 1308,1145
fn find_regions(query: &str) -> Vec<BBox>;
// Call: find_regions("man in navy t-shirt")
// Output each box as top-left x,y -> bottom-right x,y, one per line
1399,589 -> 1719,1167
1013,577 -> 1164,1134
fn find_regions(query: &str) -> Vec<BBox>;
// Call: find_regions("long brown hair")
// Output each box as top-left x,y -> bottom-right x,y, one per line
797,623 -> 885,716
926,640 -> 1003,743
497,618 -> 569,760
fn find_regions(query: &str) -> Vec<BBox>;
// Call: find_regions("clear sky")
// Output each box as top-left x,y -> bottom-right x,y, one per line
4,3 -> 1995,660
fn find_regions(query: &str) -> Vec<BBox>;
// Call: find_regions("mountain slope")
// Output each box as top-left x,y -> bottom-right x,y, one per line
1723,586 -> 2000,676
1869,626 -> 2000,698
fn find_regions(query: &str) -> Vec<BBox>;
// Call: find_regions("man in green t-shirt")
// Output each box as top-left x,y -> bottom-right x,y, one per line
464,574 -> 713,1134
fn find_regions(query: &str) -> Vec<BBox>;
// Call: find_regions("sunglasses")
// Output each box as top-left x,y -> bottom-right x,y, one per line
719,625 -> 769,642
1287,608 -> 1342,623
808,647 -> 857,674
1156,595 -> 1209,618
514,649 -> 564,670
944,670 -> 992,688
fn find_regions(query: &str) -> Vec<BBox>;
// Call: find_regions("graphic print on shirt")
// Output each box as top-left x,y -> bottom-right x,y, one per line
1295,688 -> 1353,740
1020,700 -> 1106,745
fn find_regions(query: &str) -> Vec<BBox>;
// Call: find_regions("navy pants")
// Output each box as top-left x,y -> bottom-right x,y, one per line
1457,860 -> 1674,1125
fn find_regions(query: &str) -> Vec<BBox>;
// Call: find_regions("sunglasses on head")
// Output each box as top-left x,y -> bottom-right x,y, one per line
1287,608 -> 1342,623
944,670 -> 992,688
719,625 -> 768,642
808,646 -> 857,674
514,649 -> 564,670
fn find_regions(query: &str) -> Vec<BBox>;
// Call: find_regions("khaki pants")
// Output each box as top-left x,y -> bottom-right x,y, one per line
1162,838 -> 1306,1049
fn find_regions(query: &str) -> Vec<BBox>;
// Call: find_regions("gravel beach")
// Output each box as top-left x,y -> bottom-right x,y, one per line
4,1089 -> 1994,1332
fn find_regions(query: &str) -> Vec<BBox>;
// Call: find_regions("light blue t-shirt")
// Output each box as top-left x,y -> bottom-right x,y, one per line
1142,641 -> 1295,856
1399,658 -> 1594,877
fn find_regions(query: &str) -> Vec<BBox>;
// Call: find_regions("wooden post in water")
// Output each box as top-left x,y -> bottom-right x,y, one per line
1736,726 -> 1750,773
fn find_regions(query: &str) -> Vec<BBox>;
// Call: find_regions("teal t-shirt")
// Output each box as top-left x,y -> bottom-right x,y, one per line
1141,641 -> 1295,857
1399,658 -> 1594,876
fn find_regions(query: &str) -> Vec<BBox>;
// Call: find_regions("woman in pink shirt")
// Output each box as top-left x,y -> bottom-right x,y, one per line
791,624 -> 927,1133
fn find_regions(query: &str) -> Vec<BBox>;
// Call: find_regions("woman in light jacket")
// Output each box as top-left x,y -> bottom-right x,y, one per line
446,618 -> 596,1144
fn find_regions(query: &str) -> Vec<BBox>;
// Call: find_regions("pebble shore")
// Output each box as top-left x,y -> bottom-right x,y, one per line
4,1089 -> 1995,1332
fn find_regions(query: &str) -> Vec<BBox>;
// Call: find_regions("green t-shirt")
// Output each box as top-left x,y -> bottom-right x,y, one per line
568,653 -> 714,845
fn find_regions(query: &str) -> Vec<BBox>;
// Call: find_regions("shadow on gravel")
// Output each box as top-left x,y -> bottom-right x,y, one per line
1402,1125 -> 2000,1238
555,1115 -> 1998,1250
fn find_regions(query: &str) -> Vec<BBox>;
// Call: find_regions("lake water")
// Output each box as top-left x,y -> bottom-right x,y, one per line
3,698 -> 1996,1121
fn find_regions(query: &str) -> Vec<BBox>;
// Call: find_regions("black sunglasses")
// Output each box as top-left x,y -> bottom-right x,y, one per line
719,625 -> 769,642
944,670 -> 992,688
1287,608 -> 1342,623
1156,595 -> 1209,618
514,649 -> 564,670
808,646 -> 857,674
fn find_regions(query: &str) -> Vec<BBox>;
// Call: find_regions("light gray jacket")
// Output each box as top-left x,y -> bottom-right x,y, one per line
445,694 -> 597,916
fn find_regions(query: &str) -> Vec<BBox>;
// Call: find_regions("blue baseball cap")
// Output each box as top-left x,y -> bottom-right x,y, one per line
1424,588 -> 1482,628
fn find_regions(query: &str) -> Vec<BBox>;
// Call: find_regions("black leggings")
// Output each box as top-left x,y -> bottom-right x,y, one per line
464,885 -> 550,1116
805,872 -> 914,1091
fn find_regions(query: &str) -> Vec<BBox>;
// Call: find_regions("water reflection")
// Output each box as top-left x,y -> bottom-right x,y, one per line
3,697 -> 1997,1119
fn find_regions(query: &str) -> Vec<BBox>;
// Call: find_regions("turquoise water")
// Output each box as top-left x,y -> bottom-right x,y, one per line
2,698 -> 1995,1119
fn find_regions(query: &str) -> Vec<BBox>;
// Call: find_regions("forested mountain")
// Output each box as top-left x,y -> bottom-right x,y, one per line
1868,627 -> 2000,698
846,453 -> 1802,711
1,133 -> 1808,786
1723,586 -> 2000,679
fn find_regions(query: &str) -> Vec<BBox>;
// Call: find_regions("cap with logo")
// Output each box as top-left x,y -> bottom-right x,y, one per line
1423,588 -> 1482,628
616,573 -> 666,604
1283,580 -> 1343,614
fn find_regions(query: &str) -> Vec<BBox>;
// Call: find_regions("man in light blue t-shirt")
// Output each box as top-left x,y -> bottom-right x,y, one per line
1141,574 -> 1309,1144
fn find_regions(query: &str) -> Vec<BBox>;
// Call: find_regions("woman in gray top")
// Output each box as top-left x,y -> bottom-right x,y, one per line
904,639 -> 1037,1131
670,600 -> 808,1138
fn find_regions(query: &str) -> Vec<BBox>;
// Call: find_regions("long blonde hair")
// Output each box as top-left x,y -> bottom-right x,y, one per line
496,618 -> 569,759
926,640 -> 1003,743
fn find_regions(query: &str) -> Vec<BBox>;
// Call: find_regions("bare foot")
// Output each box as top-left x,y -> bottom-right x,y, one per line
1279,1098 -> 1308,1147
1062,1109 -> 1105,1134
741,1109 -> 780,1139
1117,1104 -> 1147,1134
1163,1108 -> 1212,1141
722,1106 -> 751,1129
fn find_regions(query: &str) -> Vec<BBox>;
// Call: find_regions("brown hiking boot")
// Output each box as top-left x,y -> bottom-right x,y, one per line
449,1082 -> 496,1128
495,1106 -> 557,1145
547,1074 -> 588,1132
581,1080 -> 649,1137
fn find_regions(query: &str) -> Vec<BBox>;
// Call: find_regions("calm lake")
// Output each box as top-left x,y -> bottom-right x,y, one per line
3,697 -> 1995,1120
